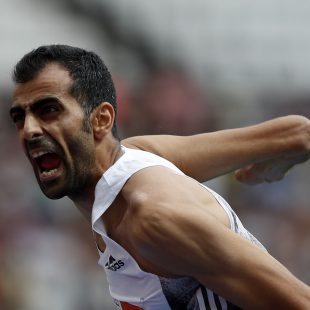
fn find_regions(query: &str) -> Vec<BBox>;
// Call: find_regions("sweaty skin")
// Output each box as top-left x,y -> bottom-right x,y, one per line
11,63 -> 310,309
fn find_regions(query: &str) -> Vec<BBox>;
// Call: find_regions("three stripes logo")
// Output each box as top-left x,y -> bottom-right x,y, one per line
105,255 -> 125,271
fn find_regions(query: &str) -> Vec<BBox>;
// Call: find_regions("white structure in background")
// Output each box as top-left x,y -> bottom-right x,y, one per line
0,0 -> 111,90
2,0 -> 310,95
2,0 -> 310,127
95,0 -> 310,93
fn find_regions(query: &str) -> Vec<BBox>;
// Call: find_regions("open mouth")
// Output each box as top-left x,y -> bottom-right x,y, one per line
31,151 -> 63,182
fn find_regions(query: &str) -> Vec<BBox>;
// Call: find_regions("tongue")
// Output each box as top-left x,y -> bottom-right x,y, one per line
39,153 -> 61,170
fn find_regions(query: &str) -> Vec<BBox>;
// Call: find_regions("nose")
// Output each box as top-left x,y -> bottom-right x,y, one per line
23,114 -> 44,140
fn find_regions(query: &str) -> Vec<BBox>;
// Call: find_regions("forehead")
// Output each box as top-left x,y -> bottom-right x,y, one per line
12,63 -> 73,108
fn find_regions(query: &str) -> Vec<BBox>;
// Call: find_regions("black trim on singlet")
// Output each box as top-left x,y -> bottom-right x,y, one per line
213,292 -> 222,309
227,300 -> 243,310
200,286 -> 244,310
200,287 -> 212,310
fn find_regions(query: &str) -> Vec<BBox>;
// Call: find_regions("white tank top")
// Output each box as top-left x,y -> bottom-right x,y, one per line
92,146 -> 264,310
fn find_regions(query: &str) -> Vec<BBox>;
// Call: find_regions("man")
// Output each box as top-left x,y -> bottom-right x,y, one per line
10,45 -> 310,309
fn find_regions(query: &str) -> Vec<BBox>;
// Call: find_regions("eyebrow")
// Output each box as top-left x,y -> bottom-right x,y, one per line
10,97 -> 61,117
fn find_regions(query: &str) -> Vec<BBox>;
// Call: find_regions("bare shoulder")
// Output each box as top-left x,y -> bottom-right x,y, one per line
120,165 -> 231,264
121,165 -> 226,222
121,165 -> 188,224
122,135 -> 181,152
120,166 -> 224,273
121,135 -> 187,166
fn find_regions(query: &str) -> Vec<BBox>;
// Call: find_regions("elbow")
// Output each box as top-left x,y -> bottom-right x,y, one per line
283,115 -> 310,155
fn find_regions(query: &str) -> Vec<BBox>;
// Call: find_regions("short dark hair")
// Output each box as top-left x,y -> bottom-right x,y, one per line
13,44 -> 118,138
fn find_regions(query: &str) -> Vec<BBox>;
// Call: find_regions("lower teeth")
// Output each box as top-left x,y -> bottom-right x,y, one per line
42,168 -> 58,176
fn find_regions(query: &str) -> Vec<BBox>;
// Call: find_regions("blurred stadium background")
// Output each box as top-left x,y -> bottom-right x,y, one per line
1,0 -> 310,309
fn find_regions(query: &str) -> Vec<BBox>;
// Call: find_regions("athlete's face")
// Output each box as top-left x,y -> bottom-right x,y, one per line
10,63 -> 97,199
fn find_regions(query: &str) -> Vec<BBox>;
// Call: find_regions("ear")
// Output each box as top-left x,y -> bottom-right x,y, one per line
91,102 -> 115,140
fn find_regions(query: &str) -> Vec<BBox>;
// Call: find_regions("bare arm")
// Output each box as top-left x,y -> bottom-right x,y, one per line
124,167 -> 310,309
137,212 -> 310,309
122,115 -> 310,183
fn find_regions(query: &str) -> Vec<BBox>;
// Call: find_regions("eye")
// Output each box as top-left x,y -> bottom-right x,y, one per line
41,104 -> 59,114
11,112 -> 25,125
31,98 -> 63,119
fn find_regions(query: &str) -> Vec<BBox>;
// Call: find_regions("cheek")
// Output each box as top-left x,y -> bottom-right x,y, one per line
65,129 -> 94,162
56,121 -> 85,152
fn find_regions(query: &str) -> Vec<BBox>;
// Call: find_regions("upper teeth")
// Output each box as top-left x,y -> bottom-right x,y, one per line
31,151 -> 50,159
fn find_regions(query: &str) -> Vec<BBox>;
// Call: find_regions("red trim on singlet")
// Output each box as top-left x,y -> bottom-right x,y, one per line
120,301 -> 143,309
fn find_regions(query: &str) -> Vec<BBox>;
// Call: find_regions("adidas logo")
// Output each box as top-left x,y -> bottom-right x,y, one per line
105,255 -> 125,271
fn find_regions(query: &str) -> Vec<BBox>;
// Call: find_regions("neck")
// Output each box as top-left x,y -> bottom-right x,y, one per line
69,138 -> 123,222
72,189 -> 96,222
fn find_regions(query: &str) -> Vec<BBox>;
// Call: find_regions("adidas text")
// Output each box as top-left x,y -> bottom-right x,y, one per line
105,255 -> 125,271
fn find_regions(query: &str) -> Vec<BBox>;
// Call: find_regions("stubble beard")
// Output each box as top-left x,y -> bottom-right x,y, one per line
62,127 -> 97,202
39,121 -> 96,201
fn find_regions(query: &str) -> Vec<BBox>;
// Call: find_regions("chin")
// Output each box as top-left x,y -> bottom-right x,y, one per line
39,182 -> 68,200
43,191 -> 67,200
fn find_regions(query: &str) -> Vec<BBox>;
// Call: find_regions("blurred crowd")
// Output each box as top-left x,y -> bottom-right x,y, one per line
1,66 -> 309,310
